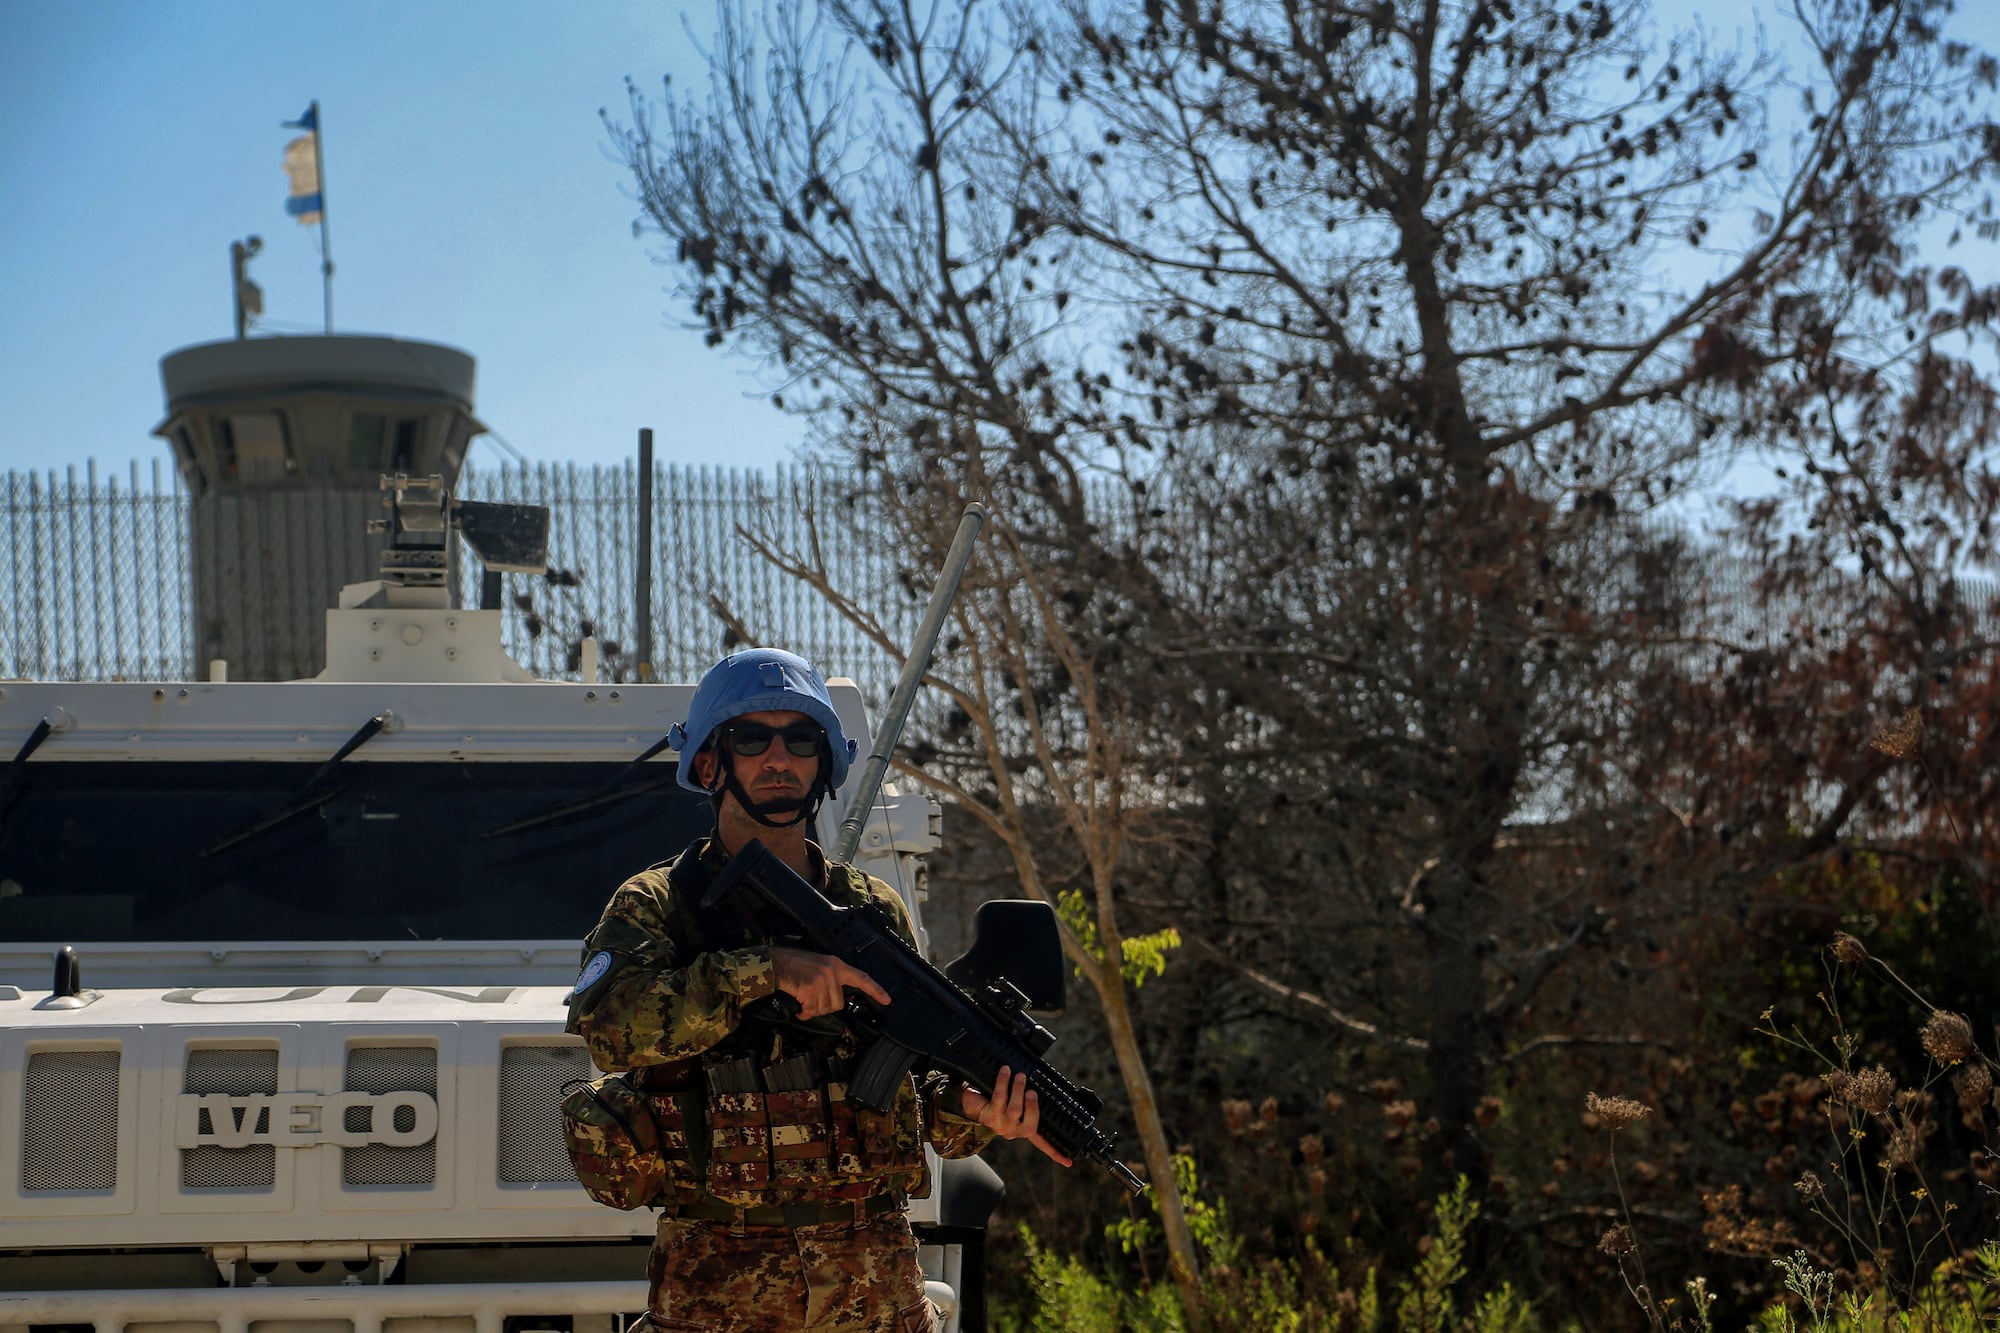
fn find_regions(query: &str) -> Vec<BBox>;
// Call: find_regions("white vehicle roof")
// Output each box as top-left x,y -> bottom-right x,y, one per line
0,673 -> 939,987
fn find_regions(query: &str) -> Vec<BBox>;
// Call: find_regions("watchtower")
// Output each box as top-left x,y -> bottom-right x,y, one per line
154,336 -> 486,680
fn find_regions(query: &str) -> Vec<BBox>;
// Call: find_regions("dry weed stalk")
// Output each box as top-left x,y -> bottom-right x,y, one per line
1587,1090 -> 1667,1331
1588,877 -> 2000,1328
1746,928 -> 2000,1315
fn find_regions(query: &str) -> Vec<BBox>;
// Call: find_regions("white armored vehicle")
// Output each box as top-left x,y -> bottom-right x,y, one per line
0,336 -> 995,1332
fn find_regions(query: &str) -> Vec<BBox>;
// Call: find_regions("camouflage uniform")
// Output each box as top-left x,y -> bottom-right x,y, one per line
568,836 -> 993,1332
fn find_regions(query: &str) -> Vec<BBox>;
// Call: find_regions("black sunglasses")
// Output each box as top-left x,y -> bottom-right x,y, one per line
720,721 -> 825,758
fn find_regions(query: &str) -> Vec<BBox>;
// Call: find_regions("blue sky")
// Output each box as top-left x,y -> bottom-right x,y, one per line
0,0 -> 798,480
3,1 -> 1997,490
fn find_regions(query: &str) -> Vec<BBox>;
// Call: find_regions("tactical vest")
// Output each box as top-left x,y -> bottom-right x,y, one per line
619,842 -> 928,1208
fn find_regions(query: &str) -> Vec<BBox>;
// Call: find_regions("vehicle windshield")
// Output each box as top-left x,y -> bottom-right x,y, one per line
0,761 -> 714,942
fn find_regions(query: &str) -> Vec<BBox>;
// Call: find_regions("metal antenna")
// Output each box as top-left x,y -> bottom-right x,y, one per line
831,504 -> 986,864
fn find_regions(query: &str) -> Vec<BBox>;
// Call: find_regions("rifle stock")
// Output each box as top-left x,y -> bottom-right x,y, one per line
703,838 -> 1148,1195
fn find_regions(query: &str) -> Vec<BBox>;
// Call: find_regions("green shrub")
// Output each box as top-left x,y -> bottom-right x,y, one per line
995,1164 -> 1997,1330
996,1169 -> 1541,1333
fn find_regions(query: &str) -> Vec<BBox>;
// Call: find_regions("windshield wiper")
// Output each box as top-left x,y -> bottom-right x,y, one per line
203,711 -> 393,857
0,717 -> 57,826
483,732 -> 676,839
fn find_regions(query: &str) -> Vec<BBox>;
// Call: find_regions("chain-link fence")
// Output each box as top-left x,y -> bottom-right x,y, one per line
0,458 -> 923,696
2,460 -> 193,682
462,459 -> 922,697
5,459 -> 1994,697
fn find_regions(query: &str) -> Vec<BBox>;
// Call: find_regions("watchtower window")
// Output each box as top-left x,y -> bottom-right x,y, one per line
215,411 -> 293,482
172,426 -> 200,487
390,418 -> 422,472
348,412 -> 388,470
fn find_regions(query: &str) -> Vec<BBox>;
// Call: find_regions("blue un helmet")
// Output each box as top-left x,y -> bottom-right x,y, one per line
667,649 -> 859,828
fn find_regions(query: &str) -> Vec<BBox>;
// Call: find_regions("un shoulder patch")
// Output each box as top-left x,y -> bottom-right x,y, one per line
574,950 -> 614,994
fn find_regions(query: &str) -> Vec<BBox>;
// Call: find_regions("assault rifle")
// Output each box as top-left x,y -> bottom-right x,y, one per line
702,837 -> 1148,1195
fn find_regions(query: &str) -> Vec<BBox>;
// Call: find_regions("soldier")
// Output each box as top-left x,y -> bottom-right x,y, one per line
567,648 -> 1068,1332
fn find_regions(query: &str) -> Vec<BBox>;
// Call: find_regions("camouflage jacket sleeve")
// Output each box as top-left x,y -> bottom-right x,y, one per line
921,1070 -> 997,1159
564,869 -> 778,1072
852,867 -> 996,1160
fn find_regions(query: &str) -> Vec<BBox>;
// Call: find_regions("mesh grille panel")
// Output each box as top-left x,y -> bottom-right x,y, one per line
343,1045 -> 437,1186
498,1044 -> 589,1183
181,1046 -> 279,1189
23,1050 -> 120,1192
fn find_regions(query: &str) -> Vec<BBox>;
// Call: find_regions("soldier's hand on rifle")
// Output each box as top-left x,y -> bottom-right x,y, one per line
962,1065 -> 1075,1167
770,946 -> 891,1020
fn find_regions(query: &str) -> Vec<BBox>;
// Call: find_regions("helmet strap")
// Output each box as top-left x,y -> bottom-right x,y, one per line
702,745 -> 828,831
721,767 -> 820,829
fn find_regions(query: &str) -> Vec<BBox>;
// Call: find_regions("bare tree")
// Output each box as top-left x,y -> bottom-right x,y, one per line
608,0 -> 2000,1307
993,0 -> 2000,1202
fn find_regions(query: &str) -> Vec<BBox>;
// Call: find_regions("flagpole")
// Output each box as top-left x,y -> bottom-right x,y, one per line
312,100 -> 333,333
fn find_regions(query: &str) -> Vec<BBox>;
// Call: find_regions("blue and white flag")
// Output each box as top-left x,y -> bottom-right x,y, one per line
281,103 -> 322,225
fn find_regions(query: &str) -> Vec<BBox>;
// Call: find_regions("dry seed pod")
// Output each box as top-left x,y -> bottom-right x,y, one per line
1867,707 -> 1924,759
1586,1092 -> 1654,1131
1921,1011 -> 1976,1064
1954,1063 -> 1992,1111
1845,1066 -> 1897,1115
